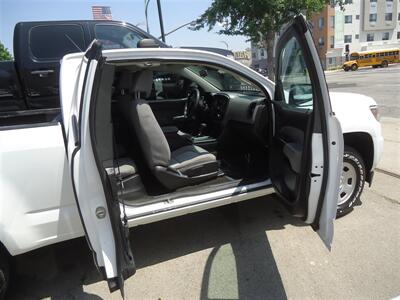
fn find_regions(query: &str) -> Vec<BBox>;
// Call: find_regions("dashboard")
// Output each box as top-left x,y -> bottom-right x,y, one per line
200,92 -> 266,125
194,91 -> 269,144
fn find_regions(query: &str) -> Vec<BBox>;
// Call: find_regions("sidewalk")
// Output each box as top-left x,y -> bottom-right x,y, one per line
377,117 -> 400,176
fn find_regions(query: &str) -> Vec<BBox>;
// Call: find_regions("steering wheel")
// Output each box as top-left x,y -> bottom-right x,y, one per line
184,88 -> 200,119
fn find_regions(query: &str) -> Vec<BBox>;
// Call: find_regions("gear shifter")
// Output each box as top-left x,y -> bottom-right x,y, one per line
198,123 -> 207,136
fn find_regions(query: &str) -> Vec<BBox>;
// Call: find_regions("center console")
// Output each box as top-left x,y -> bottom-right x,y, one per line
162,125 -> 218,152
185,135 -> 218,152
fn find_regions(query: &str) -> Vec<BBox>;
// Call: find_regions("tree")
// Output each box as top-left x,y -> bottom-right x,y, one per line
0,41 -> 12,61
192,0 -> 343,80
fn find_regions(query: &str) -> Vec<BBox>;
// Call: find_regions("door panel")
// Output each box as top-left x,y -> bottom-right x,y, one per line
61,41 -> 134,295
271,15 -> 343,249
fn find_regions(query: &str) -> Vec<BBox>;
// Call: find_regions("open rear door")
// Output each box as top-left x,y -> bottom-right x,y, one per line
270,15 -> 343,249
60,41 -> 135,295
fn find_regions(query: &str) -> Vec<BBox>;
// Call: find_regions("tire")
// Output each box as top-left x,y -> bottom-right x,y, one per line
372,65 -> 378,68
337,146 -> 366,218
0,250 -> 9,300
351,64 -> 358,71
344,67 -> 350,72
381,60 -> 388,68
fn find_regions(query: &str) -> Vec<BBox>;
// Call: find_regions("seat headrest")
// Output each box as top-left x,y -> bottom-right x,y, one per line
117,70 -> 153,98
118,70 -> 132,93
132,70 -> 153,99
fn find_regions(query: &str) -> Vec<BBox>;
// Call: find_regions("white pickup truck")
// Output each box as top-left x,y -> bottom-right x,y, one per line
0,16 -> 383,298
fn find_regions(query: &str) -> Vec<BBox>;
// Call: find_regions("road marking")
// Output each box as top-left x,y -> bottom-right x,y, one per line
375,168 -> 400,179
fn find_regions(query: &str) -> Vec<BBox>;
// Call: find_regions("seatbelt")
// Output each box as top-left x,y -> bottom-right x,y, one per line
111,123 -> 129,227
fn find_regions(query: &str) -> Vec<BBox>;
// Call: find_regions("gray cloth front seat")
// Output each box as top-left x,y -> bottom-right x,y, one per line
118,70 -> 219,190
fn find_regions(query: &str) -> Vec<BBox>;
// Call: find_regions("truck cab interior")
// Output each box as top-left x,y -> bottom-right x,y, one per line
94,61 -> 274,206
91,49 -> 314,210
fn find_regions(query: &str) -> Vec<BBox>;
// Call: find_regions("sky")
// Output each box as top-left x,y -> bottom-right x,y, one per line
0,0 -> 250,54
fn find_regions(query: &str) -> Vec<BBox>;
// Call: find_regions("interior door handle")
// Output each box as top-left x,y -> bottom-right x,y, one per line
31,69 -> 54,77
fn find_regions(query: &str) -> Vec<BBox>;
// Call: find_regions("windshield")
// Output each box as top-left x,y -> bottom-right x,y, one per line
187,65 -> 263,96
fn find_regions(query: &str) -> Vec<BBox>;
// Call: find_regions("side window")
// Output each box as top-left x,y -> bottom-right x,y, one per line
29,25 -> 85,61
150,72 -> 190,100
94,25 -> 146,49
277,36 -> 313,109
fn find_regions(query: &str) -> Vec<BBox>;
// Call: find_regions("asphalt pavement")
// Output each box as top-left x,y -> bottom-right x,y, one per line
326,64 -> 400,119
6,64 -> 400,300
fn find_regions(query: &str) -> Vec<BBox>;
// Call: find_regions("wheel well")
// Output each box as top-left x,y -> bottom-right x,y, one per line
0,242 -> 11,258
343,132 -> 374,183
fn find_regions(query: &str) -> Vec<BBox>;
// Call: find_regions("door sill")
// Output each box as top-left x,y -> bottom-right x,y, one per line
125,178 -> 273,228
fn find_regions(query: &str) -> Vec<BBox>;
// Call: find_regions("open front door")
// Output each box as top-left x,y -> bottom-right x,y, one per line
270,15 -> 343,249
60,41 -> 135,295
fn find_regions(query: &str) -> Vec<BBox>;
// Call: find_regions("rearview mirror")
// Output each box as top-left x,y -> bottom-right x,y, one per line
199,69 -> 208,77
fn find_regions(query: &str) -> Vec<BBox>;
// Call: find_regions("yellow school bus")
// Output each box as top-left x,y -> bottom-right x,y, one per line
343,48 -> 400,71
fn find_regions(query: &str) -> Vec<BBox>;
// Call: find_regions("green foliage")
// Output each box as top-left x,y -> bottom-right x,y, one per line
0,41 -> 13,61
192,0 -> 342,43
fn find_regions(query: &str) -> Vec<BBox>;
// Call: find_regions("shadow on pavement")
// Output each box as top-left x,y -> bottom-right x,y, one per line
7,194 -> 305,299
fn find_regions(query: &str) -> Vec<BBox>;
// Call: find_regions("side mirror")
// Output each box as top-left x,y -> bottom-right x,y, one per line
137,39 -> 160,48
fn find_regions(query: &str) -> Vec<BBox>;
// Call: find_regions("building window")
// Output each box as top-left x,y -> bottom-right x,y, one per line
398,32 -> 400,39
382,32 -> 390,40
318,17 -> 324,28
252,52 -> 256,59
318,37 -> 325,45
344,0 -> 353,3
369,13 -> 377,22
344,35 -> 352,43
260,49 -> 265,57
385,13 -> 393,21
367,33 -> 374,41
330,16 -> 335,28
370,0 -> 377,2
355,34 -> 359,39
345,15 -> 353,23
330,36 -> 335,48
356,15 -> 360,20
398,13 -> 400,21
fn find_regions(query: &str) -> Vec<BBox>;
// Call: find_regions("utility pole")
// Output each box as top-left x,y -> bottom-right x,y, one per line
156,0 -> 166,43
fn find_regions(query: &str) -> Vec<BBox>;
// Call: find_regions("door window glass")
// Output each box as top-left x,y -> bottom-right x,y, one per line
94,24 -> 146,49
278,36 -> 313,109
29,24 -> 85,61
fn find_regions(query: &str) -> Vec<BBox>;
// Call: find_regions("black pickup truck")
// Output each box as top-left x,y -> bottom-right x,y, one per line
0,20 -> 164,125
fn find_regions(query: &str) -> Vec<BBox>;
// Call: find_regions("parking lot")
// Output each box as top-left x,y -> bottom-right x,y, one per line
7,65 -> 400,300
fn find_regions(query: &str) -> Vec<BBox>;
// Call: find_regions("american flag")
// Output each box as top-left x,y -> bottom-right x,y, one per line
92,6 -> 112,20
